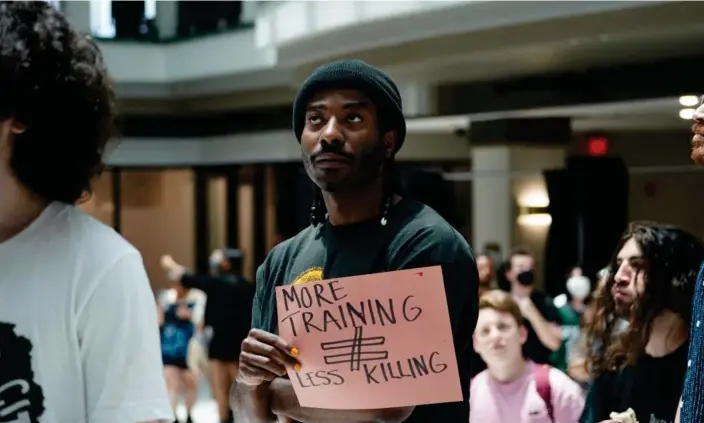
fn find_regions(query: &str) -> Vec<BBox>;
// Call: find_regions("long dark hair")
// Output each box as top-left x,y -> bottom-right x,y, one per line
585,221 -> 704,375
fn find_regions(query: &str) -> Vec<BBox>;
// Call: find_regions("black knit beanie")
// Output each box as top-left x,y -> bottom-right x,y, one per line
292,59 -> 406,151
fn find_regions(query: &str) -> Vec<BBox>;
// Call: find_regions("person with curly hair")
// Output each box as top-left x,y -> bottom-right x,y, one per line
0,2 -> 172,423
579,222 -> 704,423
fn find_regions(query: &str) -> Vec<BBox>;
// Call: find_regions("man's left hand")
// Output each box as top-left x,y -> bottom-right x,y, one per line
238,329 -> 299,387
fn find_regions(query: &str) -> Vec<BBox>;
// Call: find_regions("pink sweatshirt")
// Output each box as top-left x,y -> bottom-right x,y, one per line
470,361 -> 585,423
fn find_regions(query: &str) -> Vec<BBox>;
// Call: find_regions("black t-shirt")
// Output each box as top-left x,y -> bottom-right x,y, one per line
522,291 -> 562,365
181,274 -> 255,343
251,198 -> 479,423
581,340 -> 689,423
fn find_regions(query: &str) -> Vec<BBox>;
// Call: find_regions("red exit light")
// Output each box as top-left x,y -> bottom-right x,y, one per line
587,137 -> 608,156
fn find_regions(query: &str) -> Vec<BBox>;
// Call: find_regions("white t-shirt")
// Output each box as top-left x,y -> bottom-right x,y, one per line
0,202 -> 173,423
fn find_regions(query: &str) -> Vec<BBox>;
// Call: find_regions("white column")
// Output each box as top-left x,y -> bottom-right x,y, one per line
156,0 -> 178,39
399,83 -> 436,117
471,146 -> 565,287
471,146 -> 513,259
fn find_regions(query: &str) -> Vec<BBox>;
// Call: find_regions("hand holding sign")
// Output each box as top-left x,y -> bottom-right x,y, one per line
275,266 -> 462,410
238,329 -> 301,387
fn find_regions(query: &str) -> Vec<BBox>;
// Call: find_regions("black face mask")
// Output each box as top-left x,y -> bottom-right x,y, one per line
516,270 -> 535,286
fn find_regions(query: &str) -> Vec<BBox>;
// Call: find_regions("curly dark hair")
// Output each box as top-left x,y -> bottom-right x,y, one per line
585,221 -> 704,375
0,1 -> 116,204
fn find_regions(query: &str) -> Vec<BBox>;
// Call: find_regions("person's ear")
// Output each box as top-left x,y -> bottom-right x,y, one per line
382,130 -> 396,159
519,326 -> 528,345
10,121 -> 26,135
0,119 -> 27,159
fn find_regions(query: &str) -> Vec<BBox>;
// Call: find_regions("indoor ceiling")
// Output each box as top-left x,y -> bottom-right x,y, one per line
304,2 -> 704,87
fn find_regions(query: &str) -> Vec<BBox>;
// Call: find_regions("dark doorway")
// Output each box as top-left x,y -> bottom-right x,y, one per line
543,157 -> 629,296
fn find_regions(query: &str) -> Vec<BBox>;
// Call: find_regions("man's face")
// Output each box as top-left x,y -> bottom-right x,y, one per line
507,254 -> 534,283
477,255 -> 495,286
473,308 -> 526,365
612,237 -> 646,314
300,89 -> 395,193
691,96 -> 704,165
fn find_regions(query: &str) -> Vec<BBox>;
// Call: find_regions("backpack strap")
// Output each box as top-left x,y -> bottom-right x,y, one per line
534,364 -> 554,423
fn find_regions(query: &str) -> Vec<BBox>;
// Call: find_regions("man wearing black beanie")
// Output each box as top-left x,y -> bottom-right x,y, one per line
231,59 -> 478,423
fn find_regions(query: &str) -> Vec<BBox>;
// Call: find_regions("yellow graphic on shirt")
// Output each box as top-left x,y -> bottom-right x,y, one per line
291,267 -> 324,286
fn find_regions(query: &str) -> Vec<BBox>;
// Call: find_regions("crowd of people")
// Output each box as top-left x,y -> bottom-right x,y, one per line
468,223 -> 704,423
117,46 -> 704,423
153,223 -> 704,423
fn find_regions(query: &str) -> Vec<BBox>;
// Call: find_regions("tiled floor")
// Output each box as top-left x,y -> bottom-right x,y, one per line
174,377 -> 220,423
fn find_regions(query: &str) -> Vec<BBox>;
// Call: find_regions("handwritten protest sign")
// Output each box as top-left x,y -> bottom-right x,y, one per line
275,266 -> 462,410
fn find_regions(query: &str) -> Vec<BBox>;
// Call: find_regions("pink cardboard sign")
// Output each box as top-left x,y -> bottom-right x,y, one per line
275,266 -> 462,410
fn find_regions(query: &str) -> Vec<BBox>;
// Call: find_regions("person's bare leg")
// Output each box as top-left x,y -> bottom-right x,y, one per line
163,366 -> 181,414
181,369 -> 198,419
218,361 -> 239,423
204,359 -> 217,398
210,359 -> 231,422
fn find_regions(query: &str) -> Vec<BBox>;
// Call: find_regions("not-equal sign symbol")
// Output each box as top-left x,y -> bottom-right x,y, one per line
320,327 -> 388,371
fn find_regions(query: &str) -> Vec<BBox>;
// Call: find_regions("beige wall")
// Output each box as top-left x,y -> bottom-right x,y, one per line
80,167 -> 263,288
238,167 -> 256,281
207,176 -> 228,254
119,169 -> 196,291
265,165 -> 279,252
630,172 -> 704,238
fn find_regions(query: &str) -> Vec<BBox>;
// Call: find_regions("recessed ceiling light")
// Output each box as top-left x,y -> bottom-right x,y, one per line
679,95 -> 700,107
680,108 -> 695,120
